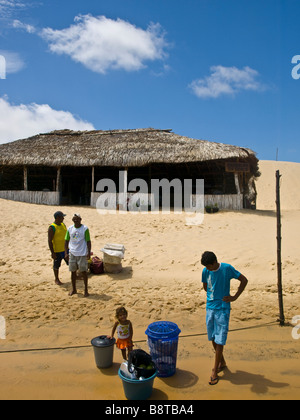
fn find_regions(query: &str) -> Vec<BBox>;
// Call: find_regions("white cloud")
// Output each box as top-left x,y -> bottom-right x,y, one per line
0,0 -> 26,17
41,14 -> 169,74
0,97 -> 95,144
12,19 -> 36,33
0,50 -> 25,74
189,65 -> 265,99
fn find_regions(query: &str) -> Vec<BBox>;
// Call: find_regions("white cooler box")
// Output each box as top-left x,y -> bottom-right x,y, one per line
101,244 -> 125,272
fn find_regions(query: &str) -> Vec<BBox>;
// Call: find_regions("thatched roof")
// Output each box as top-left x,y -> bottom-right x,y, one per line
0,128 -> 258,168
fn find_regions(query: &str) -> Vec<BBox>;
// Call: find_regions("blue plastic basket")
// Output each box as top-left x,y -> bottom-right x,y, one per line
145,321 -> 181,377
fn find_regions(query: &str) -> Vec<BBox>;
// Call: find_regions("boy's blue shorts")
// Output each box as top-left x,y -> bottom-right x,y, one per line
206,308 -> 231,346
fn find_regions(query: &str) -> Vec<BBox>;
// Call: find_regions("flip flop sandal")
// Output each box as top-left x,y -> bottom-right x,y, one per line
209,376 -> 219,386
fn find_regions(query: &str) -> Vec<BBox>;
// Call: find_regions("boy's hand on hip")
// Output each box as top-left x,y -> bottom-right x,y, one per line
223,295 -> 237,303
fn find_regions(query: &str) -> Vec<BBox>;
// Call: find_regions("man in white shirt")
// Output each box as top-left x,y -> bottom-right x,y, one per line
65,214 -> 92,297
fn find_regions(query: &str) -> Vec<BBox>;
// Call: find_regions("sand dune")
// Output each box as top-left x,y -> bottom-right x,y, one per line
256,160 -> 300,210
0,160 -> 299,400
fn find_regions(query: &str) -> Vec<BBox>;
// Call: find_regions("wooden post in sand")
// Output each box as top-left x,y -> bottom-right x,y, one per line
276,170 -> 285,326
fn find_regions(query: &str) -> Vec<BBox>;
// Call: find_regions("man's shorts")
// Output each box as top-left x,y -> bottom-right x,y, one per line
53,251 -> 68,270
69,254 -> 88,273
206,308 -> 231,346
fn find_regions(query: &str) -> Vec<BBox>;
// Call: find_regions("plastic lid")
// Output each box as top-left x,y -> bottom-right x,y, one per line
145,321 -> 181,340
91,335 -> 116,348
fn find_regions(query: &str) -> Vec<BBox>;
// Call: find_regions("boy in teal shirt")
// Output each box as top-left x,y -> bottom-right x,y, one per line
201,251 -> 248,385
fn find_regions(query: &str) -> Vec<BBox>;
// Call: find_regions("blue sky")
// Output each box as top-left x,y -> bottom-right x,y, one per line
0,0 -> 300,162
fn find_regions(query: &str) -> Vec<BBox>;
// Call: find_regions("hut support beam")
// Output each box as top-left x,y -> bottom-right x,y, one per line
234,173 -> 241,194
56,167 -> 61,192
23,166 -> 28,191
91,166 -> 95,193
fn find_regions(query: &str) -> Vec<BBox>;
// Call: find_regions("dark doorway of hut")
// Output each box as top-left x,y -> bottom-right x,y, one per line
61,166 -> 92,205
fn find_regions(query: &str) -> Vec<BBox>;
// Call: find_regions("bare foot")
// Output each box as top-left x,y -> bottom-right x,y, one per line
84,291 -> 90,298
55,279 -> 63,286
69,290 -> 77,296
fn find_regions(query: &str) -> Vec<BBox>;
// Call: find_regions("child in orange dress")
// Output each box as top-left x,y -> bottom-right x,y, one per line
109,306 -> 133,360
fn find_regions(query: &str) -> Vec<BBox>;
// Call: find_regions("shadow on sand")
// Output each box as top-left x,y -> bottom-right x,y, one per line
158,368 -> 199,389
221,368 -> 289,395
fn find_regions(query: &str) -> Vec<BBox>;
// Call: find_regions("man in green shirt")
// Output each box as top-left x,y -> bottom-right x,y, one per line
48,211 -> 67,286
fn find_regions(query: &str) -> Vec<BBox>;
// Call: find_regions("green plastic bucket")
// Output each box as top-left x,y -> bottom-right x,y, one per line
118,369 -> 157,400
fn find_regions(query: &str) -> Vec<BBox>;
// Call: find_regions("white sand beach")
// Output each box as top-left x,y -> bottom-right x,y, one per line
0,160 -> 299,400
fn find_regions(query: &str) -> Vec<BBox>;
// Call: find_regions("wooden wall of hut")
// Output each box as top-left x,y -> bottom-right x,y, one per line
0,190 -> 60,205
91,192 -> 243,211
